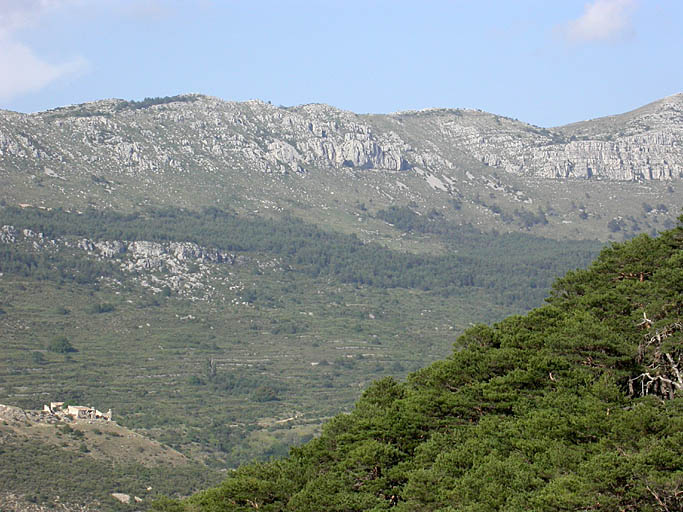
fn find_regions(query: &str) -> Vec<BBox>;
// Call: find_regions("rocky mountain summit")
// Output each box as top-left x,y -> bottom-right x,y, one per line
0,96 -> 411,177
0,93 -> 681,240
398,93 -> 683,181
2,93 -> 682,180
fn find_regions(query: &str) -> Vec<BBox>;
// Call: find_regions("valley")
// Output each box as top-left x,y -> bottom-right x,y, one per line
0,93 -> 681,510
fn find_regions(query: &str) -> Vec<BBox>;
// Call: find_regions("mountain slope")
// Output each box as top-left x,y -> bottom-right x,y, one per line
0,404 -> 220,511
1,94 -> 681,508
0,205 -> 601,470
160,217 -> 683,512
0,94 -> 681,242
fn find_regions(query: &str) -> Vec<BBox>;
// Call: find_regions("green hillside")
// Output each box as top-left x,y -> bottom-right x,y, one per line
0,206 -> 601,471
2,94 -> 682,511
159,217 -> 682,511
0,414 -> 220,510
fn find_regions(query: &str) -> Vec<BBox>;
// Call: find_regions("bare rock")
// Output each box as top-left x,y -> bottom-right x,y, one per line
94,240 -> 126,258
0,225 -> 17,243
0,403 -> 28,422
169,241 -> 203,261
78,239 -> 95,252
128,241 -> 165,258
111,493 -> 130,504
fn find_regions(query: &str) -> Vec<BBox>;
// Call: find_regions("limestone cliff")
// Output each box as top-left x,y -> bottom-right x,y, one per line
1,94 -> 680,183
0,93 -> 681,241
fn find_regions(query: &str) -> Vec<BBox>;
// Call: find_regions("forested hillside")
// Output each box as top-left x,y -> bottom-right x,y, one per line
0,206 -> 600,307
158,217 -> 682,512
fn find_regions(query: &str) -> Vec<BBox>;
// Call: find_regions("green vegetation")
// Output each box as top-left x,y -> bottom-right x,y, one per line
1,92 -> 681,510
0,437 -> 219,508
1,206 -> 600,308
0,206 -> 602,469
31,351 -> 45,364
158,218 -> 682,511
47,335 -> 77,353
115,95 -> 198,111
0,242 -> 122,284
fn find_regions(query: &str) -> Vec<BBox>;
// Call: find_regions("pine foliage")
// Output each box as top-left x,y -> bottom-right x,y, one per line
158,217 -> 683,512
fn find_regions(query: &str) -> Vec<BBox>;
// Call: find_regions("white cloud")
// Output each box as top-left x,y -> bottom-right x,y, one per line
116,0 -> 174,21
0,39 -> 87,101
563,0 -> 636,43
0,0 -> 71,34
0,0 -> 88,102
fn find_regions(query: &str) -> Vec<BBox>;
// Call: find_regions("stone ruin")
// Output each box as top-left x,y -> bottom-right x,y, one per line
43,401 -> 112,421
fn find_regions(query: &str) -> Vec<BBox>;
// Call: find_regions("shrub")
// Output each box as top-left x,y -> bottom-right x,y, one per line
251,386 -> 279,402
187,375 -> 203,386
607,219 -> 622,232
47,336 -> 77,354
88,303 -> 115,314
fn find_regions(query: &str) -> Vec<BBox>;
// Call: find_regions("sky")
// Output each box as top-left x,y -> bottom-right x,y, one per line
0,0 -> 681,127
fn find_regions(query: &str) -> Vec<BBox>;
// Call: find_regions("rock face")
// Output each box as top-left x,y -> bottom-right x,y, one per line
0,94 -> 681,243
1,225 -> 17,243
463,95 -> 683,180
95,240 -> 126,257
0,404 -> 27,422
0,226 -> 239,300
0,93 -> 680,186
0,96 -> 412,180
111,493 -> 131,504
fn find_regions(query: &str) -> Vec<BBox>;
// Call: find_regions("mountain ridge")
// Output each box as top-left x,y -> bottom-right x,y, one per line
1,93 -> 681,509
11,91 -> 682,124
1,92 -> 681,242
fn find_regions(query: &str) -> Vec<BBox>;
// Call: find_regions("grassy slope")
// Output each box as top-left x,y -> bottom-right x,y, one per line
1,273 -> 495,463
0,411 -> 221,511
0,207 -> 602,469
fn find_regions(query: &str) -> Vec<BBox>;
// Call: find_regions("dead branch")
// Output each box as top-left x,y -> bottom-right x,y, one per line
630,321 -> 682,400
629,372 -> 680,400
637,311 -> 653,329
646,483 -> 682,512
647,485 -> 670,512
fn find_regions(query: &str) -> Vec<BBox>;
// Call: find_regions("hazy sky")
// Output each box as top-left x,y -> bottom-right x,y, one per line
0,0 -> 681,126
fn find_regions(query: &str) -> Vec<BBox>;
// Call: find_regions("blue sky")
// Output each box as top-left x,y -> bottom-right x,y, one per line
0,0 -> 681,126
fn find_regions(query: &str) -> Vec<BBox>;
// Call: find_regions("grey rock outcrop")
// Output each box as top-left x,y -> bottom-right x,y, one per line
111,493 -> 131,505
169,242 -> 232,263
1,225 -> 17,243
0,403 -> 27,422
95,240 -> 126,257
78,238 -> 95,252
169,241 -> 204,261
467,99 -> 683,180
0,227 -> 238,299
128,241 -> 165,259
